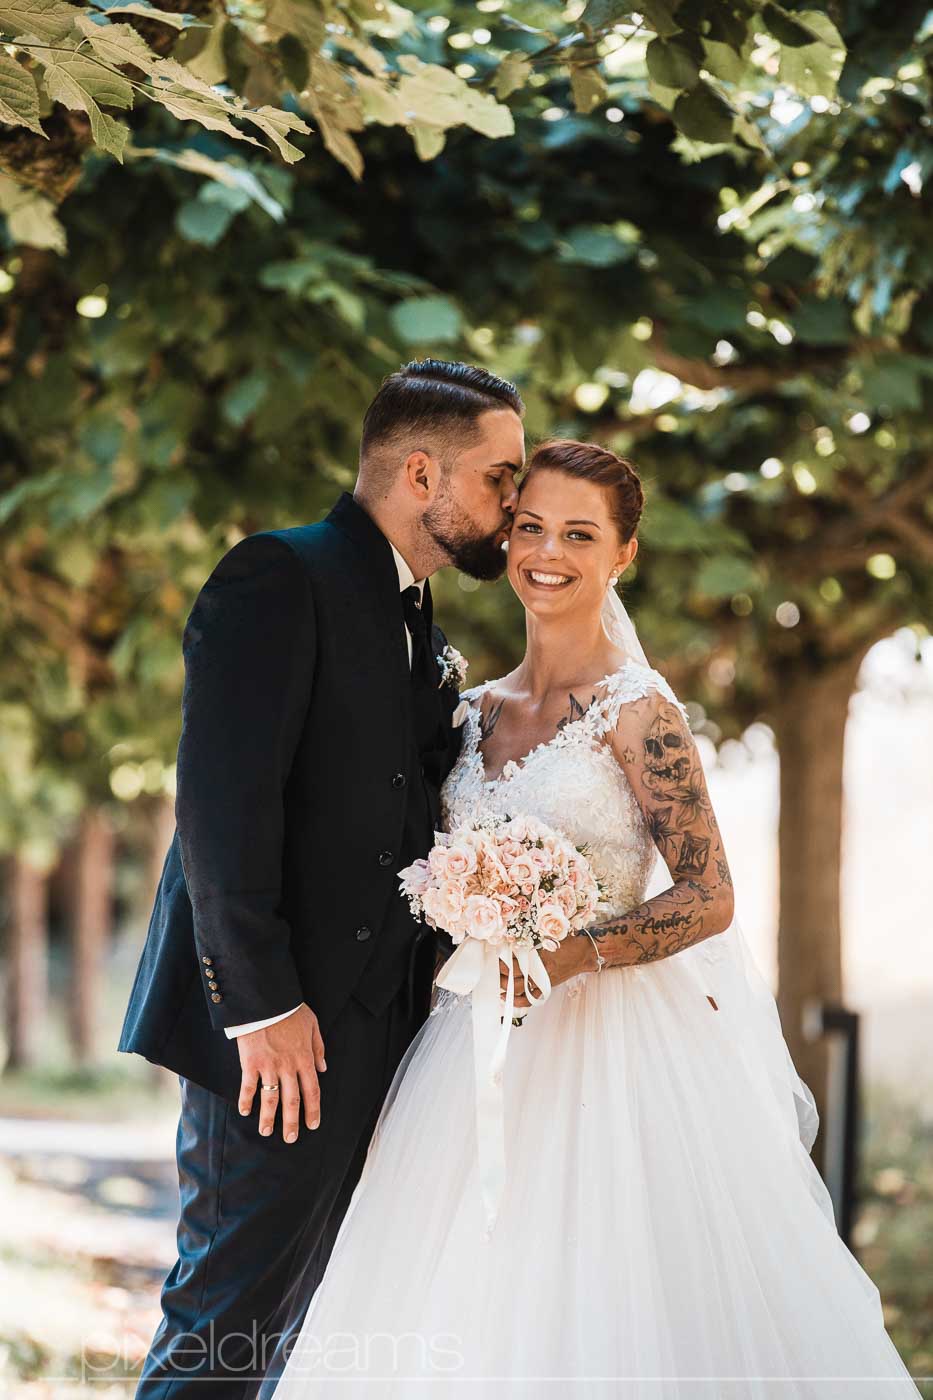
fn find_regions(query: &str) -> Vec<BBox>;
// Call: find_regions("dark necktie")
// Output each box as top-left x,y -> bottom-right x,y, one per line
401,584 -> 431,681
401,583 -> 446,767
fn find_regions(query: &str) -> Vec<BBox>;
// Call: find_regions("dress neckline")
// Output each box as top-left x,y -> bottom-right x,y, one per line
466,657 -> 645,788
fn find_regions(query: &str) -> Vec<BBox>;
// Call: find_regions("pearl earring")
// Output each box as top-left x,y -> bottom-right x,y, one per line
609,573 -> 619,586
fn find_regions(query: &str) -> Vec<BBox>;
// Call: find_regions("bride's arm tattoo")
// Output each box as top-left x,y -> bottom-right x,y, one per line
581,693 -> 735,968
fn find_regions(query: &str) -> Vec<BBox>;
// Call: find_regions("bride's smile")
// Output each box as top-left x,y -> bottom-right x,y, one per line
506,462 -> 637,630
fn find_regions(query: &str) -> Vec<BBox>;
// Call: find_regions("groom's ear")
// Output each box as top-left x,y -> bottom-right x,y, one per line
404,449 -> 442,502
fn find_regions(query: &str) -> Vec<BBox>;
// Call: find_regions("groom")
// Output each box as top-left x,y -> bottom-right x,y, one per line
118,358 -> 524,1396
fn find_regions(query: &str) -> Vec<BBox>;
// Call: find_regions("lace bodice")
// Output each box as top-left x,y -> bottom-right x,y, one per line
440,659 -> 691,921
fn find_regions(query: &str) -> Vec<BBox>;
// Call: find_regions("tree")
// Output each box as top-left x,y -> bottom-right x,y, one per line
2,0 -> 931,1133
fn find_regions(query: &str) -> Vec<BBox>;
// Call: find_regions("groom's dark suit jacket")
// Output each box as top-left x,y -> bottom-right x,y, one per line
117,492 -> 463,1103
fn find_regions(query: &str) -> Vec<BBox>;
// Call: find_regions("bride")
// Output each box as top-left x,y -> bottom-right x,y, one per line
260,439 -> 921,1398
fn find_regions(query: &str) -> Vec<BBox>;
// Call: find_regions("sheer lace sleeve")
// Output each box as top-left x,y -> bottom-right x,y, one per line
593,661 -> 690,738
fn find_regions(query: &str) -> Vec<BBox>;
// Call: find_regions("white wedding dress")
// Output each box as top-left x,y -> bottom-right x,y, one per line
267,660 -> 921,1398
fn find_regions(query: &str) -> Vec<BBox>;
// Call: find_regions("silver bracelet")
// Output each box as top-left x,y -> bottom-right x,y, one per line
582,928 -> 607,973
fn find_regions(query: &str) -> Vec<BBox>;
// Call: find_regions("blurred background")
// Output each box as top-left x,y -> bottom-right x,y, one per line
1,0 -> 931,1392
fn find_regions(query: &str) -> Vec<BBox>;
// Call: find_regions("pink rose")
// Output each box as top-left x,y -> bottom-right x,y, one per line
507,855 -> 537,887
445,841 -> 478,879
556,883 -> 578,919
422,880 -> 466,932
537,903 -> 570,944
463,894 -> 507,943
498,838 -> 525,865
428,845 -> 451,879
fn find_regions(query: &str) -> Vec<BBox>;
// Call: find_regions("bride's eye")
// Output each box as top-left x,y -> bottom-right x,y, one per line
518,522 -> 542,533
568,531 -> 593,542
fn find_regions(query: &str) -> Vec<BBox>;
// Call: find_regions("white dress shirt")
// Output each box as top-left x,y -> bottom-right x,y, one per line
224,539 -> 425,1038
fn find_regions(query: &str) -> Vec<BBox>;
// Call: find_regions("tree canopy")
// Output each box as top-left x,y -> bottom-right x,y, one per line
1,0 -> 931,860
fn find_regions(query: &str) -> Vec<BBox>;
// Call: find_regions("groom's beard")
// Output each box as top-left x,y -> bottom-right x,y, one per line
422,493 -> 509,581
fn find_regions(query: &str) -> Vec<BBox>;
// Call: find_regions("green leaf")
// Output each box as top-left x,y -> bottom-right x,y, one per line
263,0 -> 325,50
694,555 -> 760,598
411,121 -> 445,161
390,295 -> 463,344
300,54 -> 364,179
147,75 -> 263,152
558,224 -> 635,267
700,38 -> 745,85
672,82 -> 734,143
0,0 -> 80,43
89,0 -> 209,28
860,355 -> 924,413
775,11 -> 844,99
37,49 -> 133,160
395,57 -> 514,140
494,52 -> 531,100
645,37 -> 699,90
50,464 -> 115,526
221,370 -> 269,426
0,53 -> 45,134
580,0 -> 637,31
761,2 -> 822,47
241,104 -> 311,165
75,12 -> 160,70
570,63 -> 607,114
791,295 -> 851,345
0,173 -> 66,251
175,193 -> 237,245
640,0 -> 682,39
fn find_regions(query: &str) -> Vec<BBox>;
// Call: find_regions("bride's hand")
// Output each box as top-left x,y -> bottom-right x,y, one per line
499,936 -> 595,1008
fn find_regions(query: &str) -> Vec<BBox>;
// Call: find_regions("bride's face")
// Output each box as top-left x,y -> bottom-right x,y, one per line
506,469 -> 636,622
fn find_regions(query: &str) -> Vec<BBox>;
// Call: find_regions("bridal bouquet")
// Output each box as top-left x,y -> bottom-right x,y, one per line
399,813 -> 602,1005
399,814 -> 603,1236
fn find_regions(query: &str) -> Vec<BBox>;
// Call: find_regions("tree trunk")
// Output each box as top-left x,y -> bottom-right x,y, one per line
4,855 -> 49,1071
771,653 -> 866,1176
67,807 -> 115,1067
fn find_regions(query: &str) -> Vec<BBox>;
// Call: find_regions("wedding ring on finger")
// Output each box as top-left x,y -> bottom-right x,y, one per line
261,1082 -> 279,1092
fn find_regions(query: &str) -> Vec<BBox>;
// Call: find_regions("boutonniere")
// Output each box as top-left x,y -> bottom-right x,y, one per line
436,643 -> 468,693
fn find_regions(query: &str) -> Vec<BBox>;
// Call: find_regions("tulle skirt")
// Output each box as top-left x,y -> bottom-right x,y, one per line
263,920 -> 921,1399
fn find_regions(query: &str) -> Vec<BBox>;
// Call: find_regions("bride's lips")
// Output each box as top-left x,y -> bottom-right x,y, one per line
522,567 -> 577,592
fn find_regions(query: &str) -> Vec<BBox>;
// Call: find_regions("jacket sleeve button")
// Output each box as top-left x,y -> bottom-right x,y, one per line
356,925 -> 372,941
391,772 -> 407,788
211,992 -> 223,1003
378,850 -> 393,866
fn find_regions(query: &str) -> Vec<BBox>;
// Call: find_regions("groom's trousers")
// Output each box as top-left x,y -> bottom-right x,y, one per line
135,964 -> 429,1399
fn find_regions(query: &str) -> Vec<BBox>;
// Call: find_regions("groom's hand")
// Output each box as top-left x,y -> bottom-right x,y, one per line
236,1003 -> 326,1141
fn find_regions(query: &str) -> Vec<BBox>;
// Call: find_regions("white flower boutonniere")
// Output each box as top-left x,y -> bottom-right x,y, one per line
436,643 -> 468,693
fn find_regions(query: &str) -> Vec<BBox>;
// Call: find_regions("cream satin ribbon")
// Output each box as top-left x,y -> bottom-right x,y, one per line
434,937 -> 552,1238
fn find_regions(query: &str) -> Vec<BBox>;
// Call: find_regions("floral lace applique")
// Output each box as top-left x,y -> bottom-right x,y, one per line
441,660 -> 691,928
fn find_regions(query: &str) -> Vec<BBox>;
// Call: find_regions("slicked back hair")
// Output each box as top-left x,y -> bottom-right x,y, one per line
358,359 -> 524,493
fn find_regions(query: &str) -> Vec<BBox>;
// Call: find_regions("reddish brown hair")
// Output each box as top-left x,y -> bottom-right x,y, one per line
521,438 -> 645,542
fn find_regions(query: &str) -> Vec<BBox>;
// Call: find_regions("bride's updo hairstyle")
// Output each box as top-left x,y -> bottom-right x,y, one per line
521,439 -> 644,544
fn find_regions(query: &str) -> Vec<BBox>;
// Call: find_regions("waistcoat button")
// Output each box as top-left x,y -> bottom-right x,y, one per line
356,925 -> 372,941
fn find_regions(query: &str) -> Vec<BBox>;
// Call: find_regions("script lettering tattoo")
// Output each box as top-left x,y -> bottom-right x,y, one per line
579,697 -> 733,967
